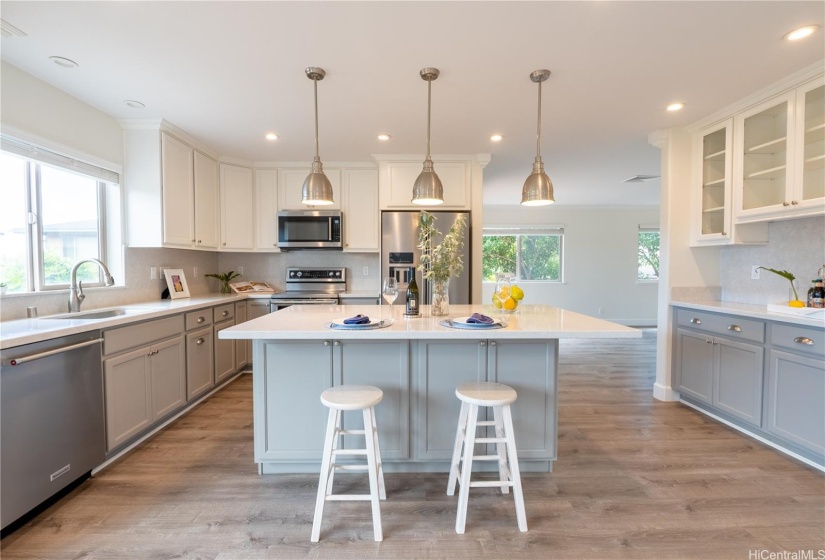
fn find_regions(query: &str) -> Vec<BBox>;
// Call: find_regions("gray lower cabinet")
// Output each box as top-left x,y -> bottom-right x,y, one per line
214,304 -> 236,383
675,329 -> 714,404
235,301 -> 248,370
186,326 -> 214,400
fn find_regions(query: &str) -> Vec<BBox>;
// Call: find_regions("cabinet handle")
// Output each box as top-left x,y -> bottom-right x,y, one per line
198,239 -> 202,244
479,341 -> 486,346
222,310 -> 229,317
791,200 -> 799,205
273,243 -> 278,247
192,239 -> 196,243
196,338 -> 204,345
712,340 -> 718,345
334,341 -> 340,346
223,242 -> 227,246
197,316 -> 205,323
721,231 -> 727,236
783,201 -> 790,206
324,341 -> 330,346
706,339 -> 712,344
794,337 -> 815,346
727,325 -> 742,332
690,318 -> 702,325
490,341 -> 496,346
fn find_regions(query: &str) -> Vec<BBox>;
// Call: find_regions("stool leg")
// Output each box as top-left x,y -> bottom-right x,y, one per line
369,406 -> 387,500
363,407 -> 383,541
456,403 -> 478,534
447,401 -> 469,496
502,405 -> 527,532
492,406 -> 509,494
325,409 -> 342,496
311,407 -> 339,542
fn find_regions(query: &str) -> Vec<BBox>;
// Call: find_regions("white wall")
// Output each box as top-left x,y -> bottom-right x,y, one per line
482,205 -> 660,326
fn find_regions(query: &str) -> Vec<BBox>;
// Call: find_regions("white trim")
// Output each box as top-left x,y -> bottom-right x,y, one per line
653,382 -> 679,402
680,399 -> 825,473
0,123 -> 122,174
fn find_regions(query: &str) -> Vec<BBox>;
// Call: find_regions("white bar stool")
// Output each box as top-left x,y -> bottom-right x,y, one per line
447,381 -> 527,534
311,385 -> 386,542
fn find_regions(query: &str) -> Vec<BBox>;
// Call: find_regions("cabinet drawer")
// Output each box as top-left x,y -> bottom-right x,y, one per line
185,309 -> 213,331
676,308 -> 764,343
770,323 -> 825,355
214,304 -> 235,323
104,315 -> 184,356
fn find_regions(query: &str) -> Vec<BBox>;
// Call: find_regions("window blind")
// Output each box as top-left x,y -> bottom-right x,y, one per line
1,134 -> 120,184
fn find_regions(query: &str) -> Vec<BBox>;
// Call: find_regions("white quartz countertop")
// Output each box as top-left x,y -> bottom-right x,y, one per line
339,291 -> 379,299
0,294 -> 246,349
220,304 -> 641,340
671,299 -> 825,329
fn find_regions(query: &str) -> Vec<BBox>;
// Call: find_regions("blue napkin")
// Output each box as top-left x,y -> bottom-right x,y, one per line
343,314 -> 370,325
466,313 -> 494,324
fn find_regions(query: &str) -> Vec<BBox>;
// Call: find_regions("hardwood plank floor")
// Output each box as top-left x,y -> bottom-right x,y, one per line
2,330 -> 823,559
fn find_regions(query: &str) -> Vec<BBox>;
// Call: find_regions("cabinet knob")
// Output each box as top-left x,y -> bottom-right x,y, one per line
223,242 -> 227,246
690,318 -> 702,324
721,231 -> 727,236
706,339 -> 712,344
334,341 -> 340,346
196,338 -> 204,345
480,341 -> 486,346
197,316 -> 205,323
198,239 -> 202,243
273,243 -> 278,247
490,341 -> 496,346
222,310 -> 229,317
192,239 -> 196,243
324,341 -> 330,346
791,200 -> 799,205
783,201 -> 790,206
794,337 -> 815,346
727,325 -> 742,332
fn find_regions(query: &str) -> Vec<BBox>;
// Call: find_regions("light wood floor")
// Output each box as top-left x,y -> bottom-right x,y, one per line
2,330 -> 823,559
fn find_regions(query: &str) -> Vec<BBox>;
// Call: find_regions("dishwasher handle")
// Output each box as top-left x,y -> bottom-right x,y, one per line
5,338 -> 104,366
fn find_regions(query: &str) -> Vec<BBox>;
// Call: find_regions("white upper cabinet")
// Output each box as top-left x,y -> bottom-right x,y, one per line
255,169 -> 279,251
160,132 -> 195,247
341,169 -> 379,252
278,167 -> 342,210
220,164 -> 255,251
795,78 -> 825,210
692,119 -> 733,244
193,150 -> 219,249
378,159 -> 470,209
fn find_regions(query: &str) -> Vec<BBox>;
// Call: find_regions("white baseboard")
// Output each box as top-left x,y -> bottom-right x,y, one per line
653,383 -> 680,401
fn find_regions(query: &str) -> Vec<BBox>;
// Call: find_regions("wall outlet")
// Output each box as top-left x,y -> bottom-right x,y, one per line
598,307 -> 604,315
238,266 -> 244,275
193,266 -> 199,278
363,266 -> 369,276
751,266 -> 761,280
150,266 -> 157,280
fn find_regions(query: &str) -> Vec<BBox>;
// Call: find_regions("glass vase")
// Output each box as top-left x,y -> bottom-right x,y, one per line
431,278 -> 450,316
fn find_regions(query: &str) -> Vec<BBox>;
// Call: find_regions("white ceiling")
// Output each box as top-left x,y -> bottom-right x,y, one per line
1,1 -> 823,206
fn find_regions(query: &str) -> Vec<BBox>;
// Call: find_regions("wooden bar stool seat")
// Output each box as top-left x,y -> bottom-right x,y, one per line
311,385 -> 386,542
447,382 -> 527,534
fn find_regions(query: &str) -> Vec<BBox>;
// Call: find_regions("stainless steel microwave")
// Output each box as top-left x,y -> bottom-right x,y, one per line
277,210 -> 343,249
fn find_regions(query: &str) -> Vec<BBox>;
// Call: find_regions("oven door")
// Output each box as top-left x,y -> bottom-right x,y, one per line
269,298 -> 339,312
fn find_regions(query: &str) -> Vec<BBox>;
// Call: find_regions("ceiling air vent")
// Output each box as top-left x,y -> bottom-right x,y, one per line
0,19 -> 27,38
622,175 -> 660,183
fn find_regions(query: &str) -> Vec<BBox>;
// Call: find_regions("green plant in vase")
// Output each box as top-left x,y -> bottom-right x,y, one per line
417,211 -> 466,316
756,267 -> 804,307
206,271 -> 241,293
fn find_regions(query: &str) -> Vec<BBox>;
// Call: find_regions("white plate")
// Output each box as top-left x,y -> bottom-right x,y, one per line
330,317 -> 382,328
450,316 -> 503,327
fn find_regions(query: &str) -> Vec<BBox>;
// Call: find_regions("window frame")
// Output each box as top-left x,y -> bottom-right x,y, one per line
482,226 -> 564,283
637,225 -> 660,283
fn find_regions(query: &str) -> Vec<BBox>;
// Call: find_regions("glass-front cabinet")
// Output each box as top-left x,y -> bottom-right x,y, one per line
694,119 -> 732,242
796,80 -> 825,207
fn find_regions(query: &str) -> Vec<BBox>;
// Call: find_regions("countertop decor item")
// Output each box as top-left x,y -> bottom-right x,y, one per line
756,267 -> 804,307
301,66 -> 334,205
418,211 -> 466,315
521,69 -> 555,206
163,268 -> 191,299
411,67 -> 444,205
205,271 -> 240,294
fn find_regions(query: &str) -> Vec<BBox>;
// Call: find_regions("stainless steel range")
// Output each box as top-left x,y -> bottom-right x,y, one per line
269,267 -> 346,312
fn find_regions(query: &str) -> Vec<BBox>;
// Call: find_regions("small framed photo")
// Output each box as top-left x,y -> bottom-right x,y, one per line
163,268 -> 191,299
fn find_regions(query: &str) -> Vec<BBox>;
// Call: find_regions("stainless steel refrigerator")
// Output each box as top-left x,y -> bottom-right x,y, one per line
381,211 -> 471,306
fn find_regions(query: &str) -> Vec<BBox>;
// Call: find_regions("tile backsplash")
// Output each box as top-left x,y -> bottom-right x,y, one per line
720,216 -> 825,304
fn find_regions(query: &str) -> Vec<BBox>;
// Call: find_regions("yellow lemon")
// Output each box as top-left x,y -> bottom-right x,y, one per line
492,293 -> 502,309
503,297 -> 517,311
511,285 -> 524,301
789,300 -> 805,308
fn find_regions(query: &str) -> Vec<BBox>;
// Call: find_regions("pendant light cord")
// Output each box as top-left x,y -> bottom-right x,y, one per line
314,78 -> 320,160
426,79 -> 432,159
536,79 -> 542,160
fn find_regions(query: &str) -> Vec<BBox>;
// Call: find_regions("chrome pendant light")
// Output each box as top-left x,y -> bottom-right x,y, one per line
412,67 -> 444,205
521,69 -> 555,206
302,67 -> 334,205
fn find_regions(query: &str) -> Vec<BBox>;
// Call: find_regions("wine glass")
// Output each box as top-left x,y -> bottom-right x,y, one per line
382,277 -> 398,320
494,273 -> 513,313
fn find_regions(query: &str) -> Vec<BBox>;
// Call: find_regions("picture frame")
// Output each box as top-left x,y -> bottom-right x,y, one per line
163,268 -> 191,299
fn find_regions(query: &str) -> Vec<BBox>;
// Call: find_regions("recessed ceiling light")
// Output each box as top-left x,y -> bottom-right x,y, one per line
490,134 -> 503,142
377,134 -> 391,141
785,25 -> 820,41
49,56 -> 78,68
666,102 -> 685,112
265,133 -> 278,141
125,100 -> 145,109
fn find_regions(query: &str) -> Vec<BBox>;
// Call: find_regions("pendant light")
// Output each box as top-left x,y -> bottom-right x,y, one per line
521,69 -> 555,206
302,67 -> 334,205
412,67 -> 444,205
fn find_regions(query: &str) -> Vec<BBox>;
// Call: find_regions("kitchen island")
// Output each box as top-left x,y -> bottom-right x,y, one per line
221,304 -> 640,474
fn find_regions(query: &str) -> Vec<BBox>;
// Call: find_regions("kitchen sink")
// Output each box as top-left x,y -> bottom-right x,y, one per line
43,307 -> 162,320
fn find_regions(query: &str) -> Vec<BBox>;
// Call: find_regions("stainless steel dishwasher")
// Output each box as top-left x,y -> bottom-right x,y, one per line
1,330 -> 105,532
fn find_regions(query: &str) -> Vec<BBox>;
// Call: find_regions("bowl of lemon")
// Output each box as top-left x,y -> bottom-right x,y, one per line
492,282 -> 524,313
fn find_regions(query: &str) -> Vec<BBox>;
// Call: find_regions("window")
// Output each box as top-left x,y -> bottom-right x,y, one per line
0,136 -> 120,294
637,226 -> 660,281
482,227 -> 563,282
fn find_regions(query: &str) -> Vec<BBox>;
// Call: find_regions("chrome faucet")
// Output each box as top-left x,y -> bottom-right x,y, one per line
68,258 -> 116,312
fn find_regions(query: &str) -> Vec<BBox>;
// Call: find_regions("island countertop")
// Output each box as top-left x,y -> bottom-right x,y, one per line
220,304 -> 641,340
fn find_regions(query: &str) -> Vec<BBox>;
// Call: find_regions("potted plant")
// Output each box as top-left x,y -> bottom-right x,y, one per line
205,271 -> 241,294
417,212 -> 466,316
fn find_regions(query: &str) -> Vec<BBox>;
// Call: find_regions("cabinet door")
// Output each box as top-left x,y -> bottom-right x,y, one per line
712,338 -> 764,427
335,340 -> 410,459
150,336 -> 186,421
220,164 -> 255,250
235,301 -> 248,370
193,151 -> 219,249
488,340 -> 557,460
380,161 -> 470,209
214,319 -> 236,383
692,120 -> 732,244
255,169 -> 280,251
675,329 -> 713,404
104,348 -> 151,451
765,349 -> 825,456
161,132 -> 194,247
341,169 -> 379,252
793,77 -> 825,209
255,340 -> 332,460
415,340 -> 486,460
278,168 -> 342,210
186,326 -> 214,400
